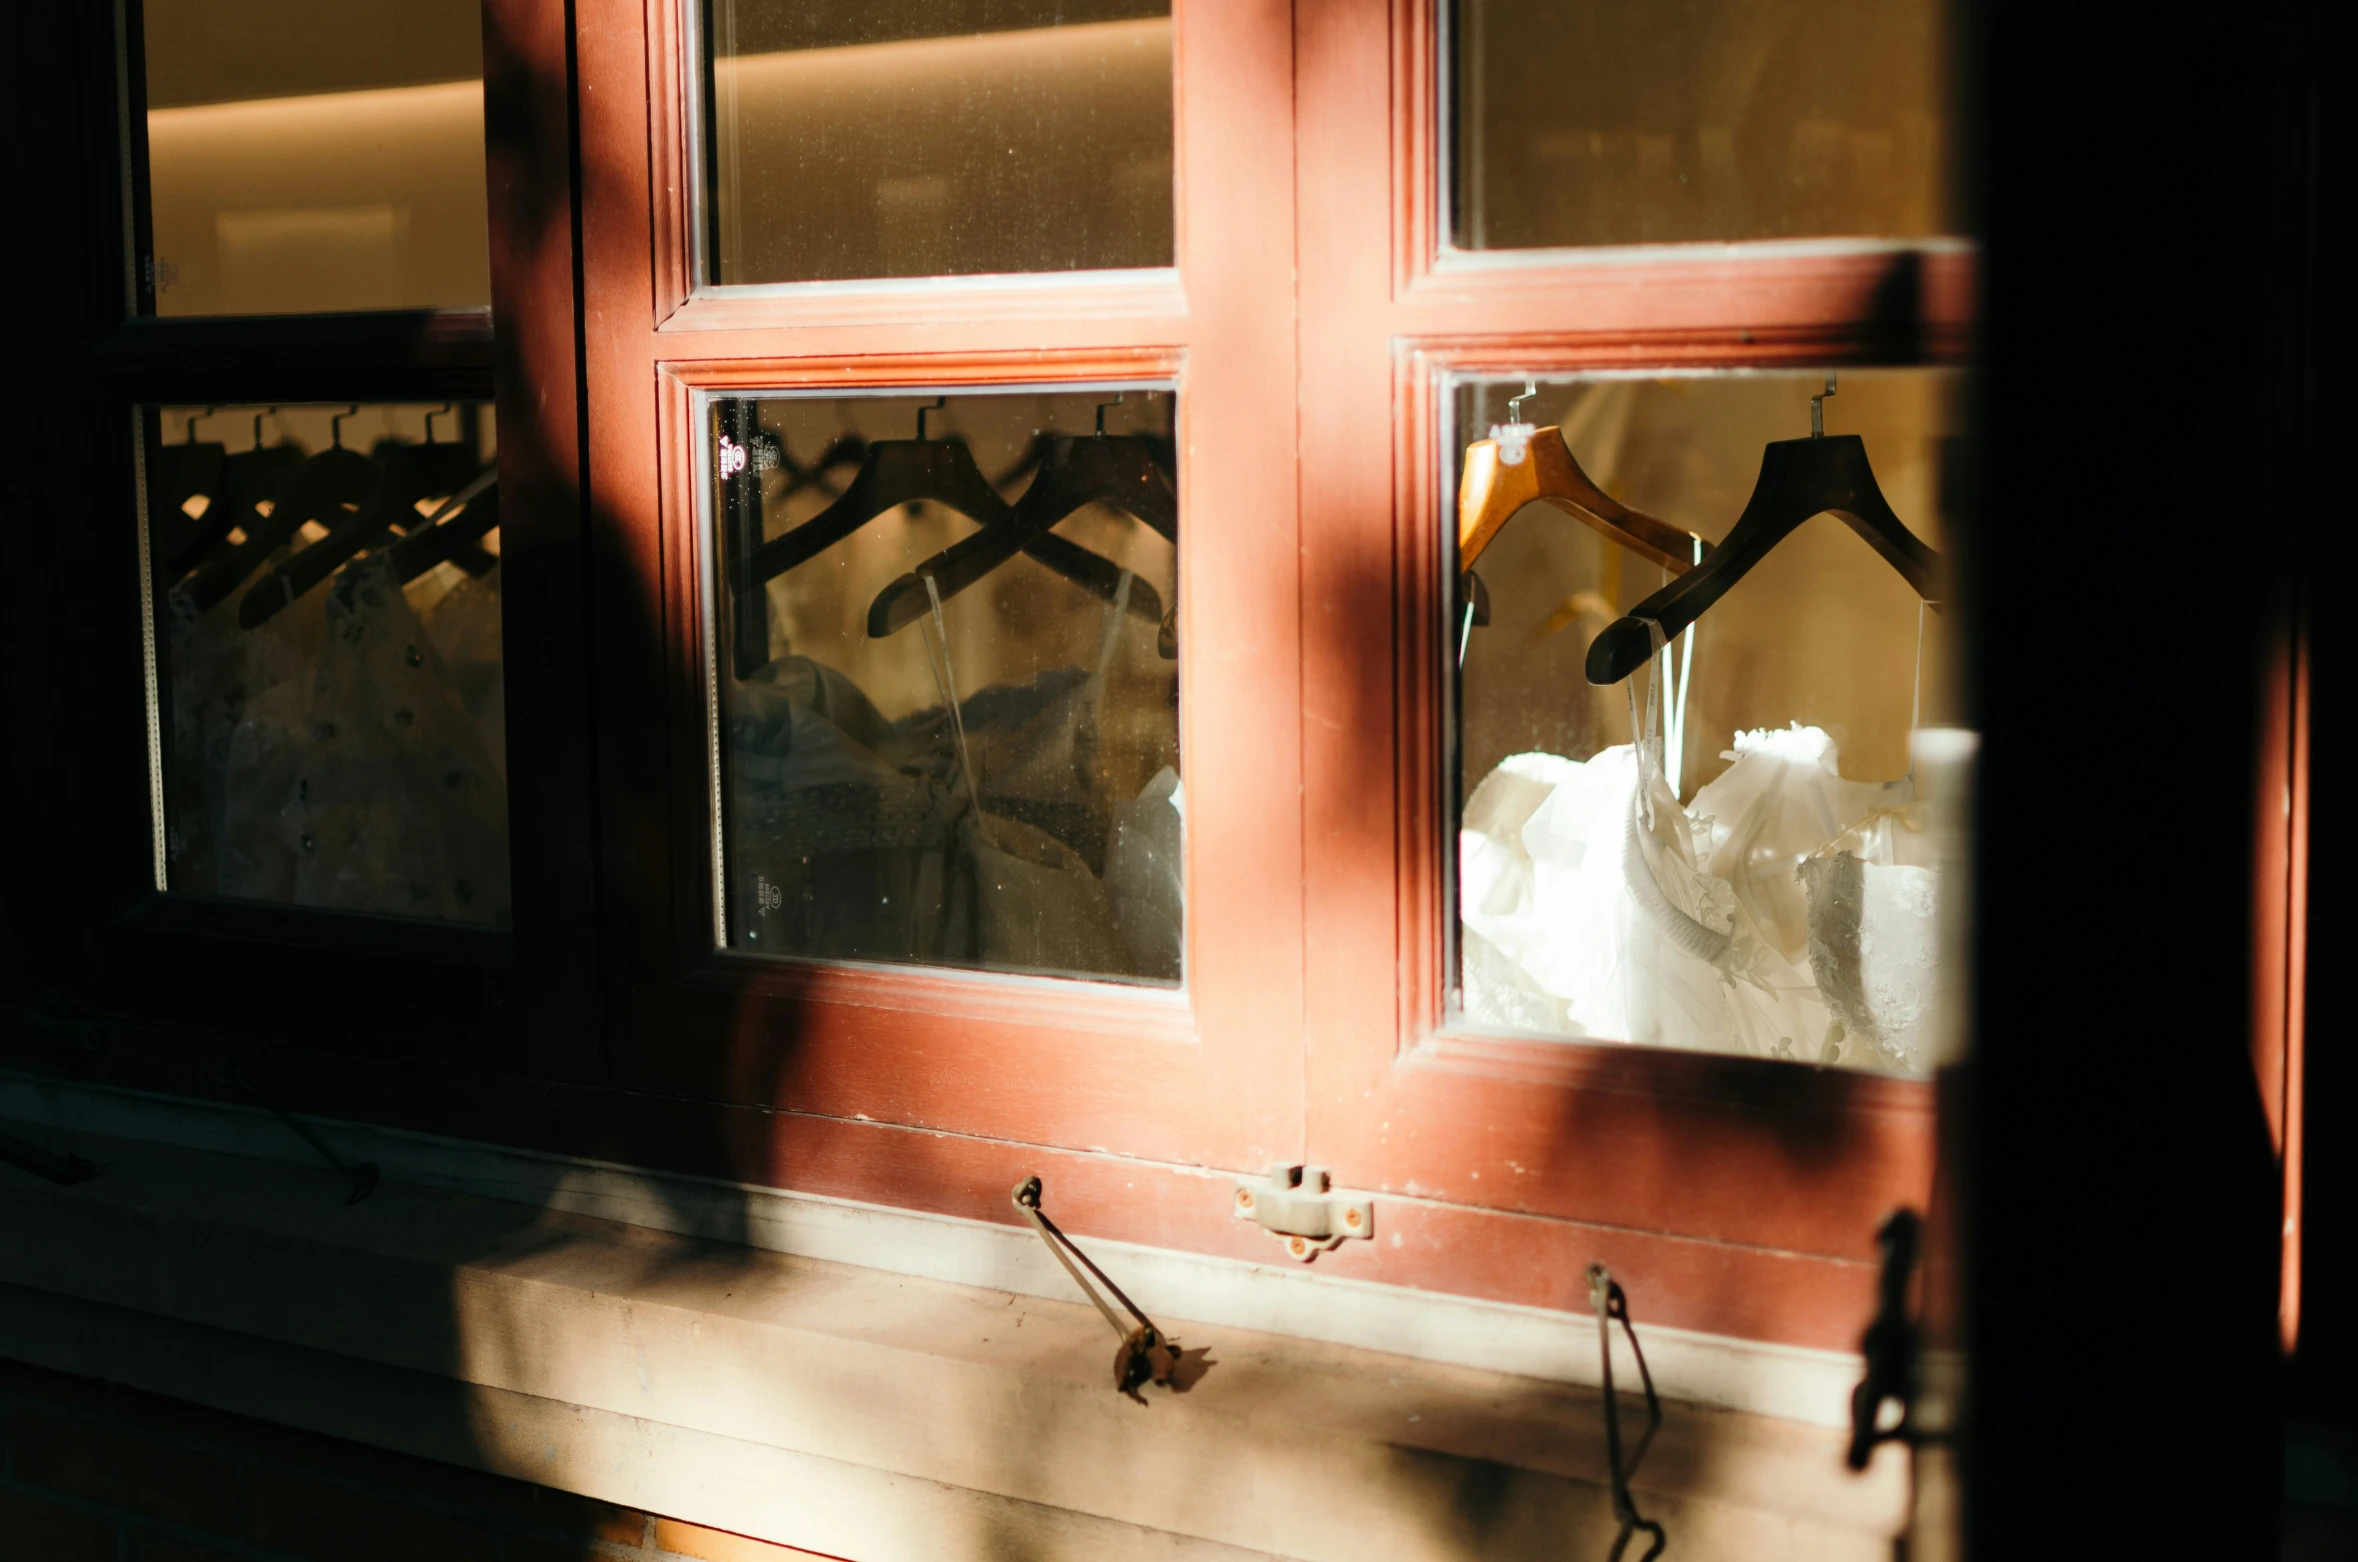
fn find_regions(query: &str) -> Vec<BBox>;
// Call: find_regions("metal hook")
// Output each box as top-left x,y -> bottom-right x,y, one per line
184,406 -> 217,444
424,403 -> 455,444
1586,1262 -> 1666,1562
330,405 -> 361,449
1094,392 -> 1125,436
252,407 -> 279,451
1810,372 -> 1838,438
915,395 -> 948,441
231,1062 -> 380,1205
1847,1207 -> 1925,1470
1011,1176 -> 1182,1399
1492,379 -> 1541,467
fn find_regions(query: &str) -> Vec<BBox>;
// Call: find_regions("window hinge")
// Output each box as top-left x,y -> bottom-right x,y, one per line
1231,1165 -> 1374,1261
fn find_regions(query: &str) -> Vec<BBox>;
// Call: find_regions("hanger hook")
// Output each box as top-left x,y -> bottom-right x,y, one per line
1094,392 -> 1125,436
253,407 -> 279,451
424,403 -> 455,445
915,395 -> 948,441
330,405 -> 361,449
184,406 -> 217,445
1810,372 -> 1837,439
1507,378 -> 1539,426
1491,379 -> 1541,466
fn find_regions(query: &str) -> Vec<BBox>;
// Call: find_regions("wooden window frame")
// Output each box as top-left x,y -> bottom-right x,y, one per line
1291,0 -> 1972,1344
550,0 -> 1970,1350
574,2 -> 1310,1193
39,0 -> 603,1087
28,0 -> 1995,1355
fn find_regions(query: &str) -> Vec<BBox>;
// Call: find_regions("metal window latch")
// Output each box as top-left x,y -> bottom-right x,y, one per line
1011,1176 -> 1182,1401
1231,1165 -> 1374,1261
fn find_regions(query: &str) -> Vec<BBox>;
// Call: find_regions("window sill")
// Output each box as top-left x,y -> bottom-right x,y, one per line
0,1082 -> 1907,1560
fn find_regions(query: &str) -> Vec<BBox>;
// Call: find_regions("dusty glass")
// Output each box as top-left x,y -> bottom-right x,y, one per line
701,1 -> 1174,284
145,402 -> 509,924
1448,371 -> 1970,1072
1449,0 -> 1955,250
135,0 -> 491,315
708,389 -> 1181,984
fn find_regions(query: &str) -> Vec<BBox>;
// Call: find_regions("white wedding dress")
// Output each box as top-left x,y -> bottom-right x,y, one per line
1460,722 -> 1950,1071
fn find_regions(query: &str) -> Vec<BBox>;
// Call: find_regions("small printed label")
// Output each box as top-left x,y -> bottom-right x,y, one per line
755,874 -> 782,913
719,434 -> 748,478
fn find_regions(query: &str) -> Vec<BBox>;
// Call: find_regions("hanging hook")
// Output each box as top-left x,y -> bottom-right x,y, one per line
1810,372 -> 1838,439
423,403 -> 455,444
183,406 -> 218,445
1492,379 -> 1541,467
915,395 -> 948,441
1094,391 -> 1126,436
330,405 -> 361,449
1507,378 -> 1539,425
252,407 -> 279,451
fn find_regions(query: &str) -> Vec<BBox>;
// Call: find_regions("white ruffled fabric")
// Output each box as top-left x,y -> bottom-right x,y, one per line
1459,723 -> 1943,1072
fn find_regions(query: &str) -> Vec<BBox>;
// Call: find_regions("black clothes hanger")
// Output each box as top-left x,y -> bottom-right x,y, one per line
381,469 -> 500,584
727,397 -> 1160,669
1585,375 -> 1943,685
181,408 -> 377,613
155,408 -> 227,525
732,399 -> 1010,590
413,404 -> 484,496
236,439 -> 436,627
990,430 -> 1058,496
866,397 -> 1176,640
779,430 -> 869,501
164,411 -> 300,581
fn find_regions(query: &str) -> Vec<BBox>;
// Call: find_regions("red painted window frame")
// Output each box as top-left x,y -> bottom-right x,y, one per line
1284,2 -> 1971,1345
555,0 -> 1972,1350
573,1 -> 1311,1221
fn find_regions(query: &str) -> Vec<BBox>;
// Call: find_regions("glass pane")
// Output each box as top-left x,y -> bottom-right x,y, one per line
146,401 -> 509,925
137,0 -> 490,315
702,1 -> 1173,284
1450,0 -> 1954,250
709,389 -> 1181,984
1449,371 -> 1972,1072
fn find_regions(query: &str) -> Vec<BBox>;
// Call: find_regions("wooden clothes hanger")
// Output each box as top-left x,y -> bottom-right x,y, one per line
1458,383 -> 1708,575
866,395 -> 1173,644
1584,374 -> 1944,685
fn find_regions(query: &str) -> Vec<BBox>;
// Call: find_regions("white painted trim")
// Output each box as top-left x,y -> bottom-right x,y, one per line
0,1071 -> 1862,1427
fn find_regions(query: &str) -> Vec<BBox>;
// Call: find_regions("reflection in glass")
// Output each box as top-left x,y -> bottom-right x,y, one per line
702,1 -> 1173,284
710,390 -> 1180,984
1450,0 -> 1954,250
1449,372 -> 1970,1072
137,0 -> 490,315
146,402 -> 508,924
